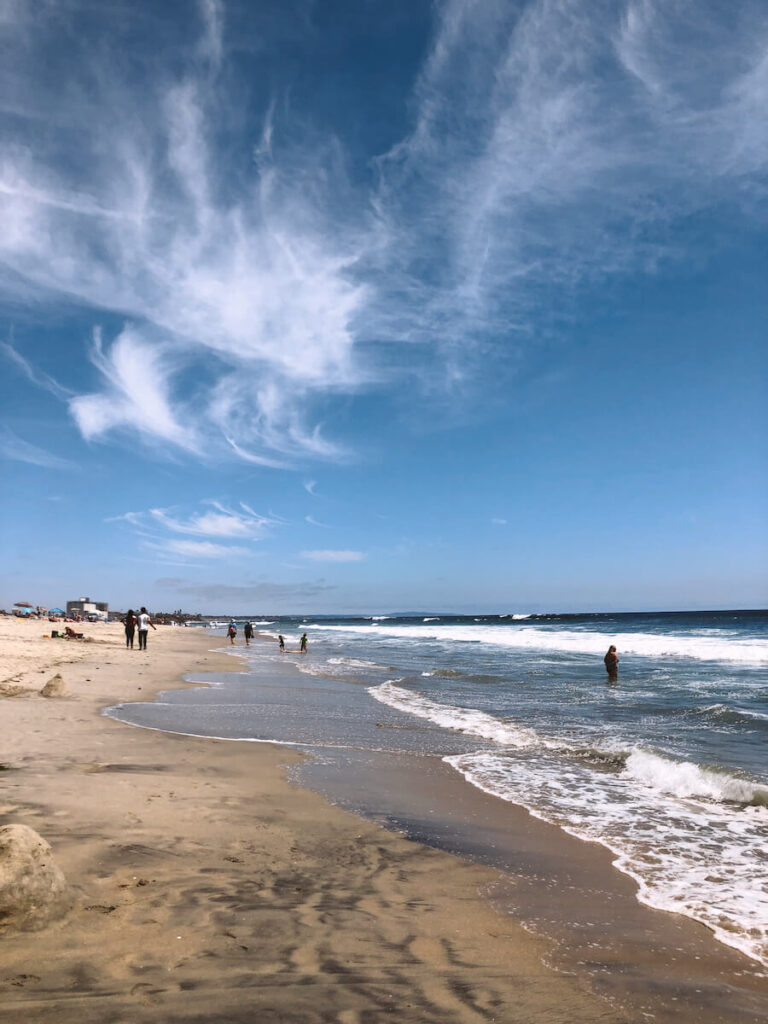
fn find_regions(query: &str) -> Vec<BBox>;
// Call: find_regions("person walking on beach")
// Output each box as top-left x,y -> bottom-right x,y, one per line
228,622 -> 237,645
300,632 -> 308,654
123,609 -> 136,649
604,645 -> 619,682
278,634 -> 285,652
137,607 -> 156,651
243,621 -> 253,646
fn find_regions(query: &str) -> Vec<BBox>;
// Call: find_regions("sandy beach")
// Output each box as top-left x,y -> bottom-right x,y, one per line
0,616 -> 619,1023
1,616 -> 766,1024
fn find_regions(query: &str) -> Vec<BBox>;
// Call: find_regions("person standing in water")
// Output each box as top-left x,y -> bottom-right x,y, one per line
278,634 -> 285,652
228,622 -> 237,645
604,645 -> 619,682
123,609 -> 136,649
137,607 -> 156,651
300,633 -> 308,653
243,621 -> 253,646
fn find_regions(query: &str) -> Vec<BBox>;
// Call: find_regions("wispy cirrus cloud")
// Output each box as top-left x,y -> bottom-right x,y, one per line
108,499 -> 279,562
372,0 -> 768,353
156,576 -> 336,607
0,428 -> 73,469
1,0 -> 767,460
0,1 -> 370,465
305,515 -> 330,528
149,501 -> 279,539
301,549 -> 365,563
0,340 -> 72,401
155,538 -> 251,559
70,327 -> 196,451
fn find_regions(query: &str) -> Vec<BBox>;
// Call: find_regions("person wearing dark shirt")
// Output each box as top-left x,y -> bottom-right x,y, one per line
123,609 -> 136,649
604,645 -> 619,682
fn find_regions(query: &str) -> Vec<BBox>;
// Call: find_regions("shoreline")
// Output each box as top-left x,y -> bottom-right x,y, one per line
0,617 -> 618,1023
2,617 -> 766,1022
112,630 -> 768,1021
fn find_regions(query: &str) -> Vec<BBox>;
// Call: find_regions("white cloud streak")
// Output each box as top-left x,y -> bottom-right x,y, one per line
1,340 -> 72,400
153,538 -> 251,559
109,499 -> 278,563
0,429 -> 72,469
301,549 -> 365,562
305,515 -> 330,528
149,501 -> 278,539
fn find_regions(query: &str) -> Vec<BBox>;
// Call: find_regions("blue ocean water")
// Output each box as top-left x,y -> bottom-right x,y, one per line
108,609 -> 768,965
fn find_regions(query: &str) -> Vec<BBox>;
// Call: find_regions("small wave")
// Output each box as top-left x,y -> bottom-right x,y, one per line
625,749 -> 768,805
423,617 -> 440,622
687,703 -> 768,727
315,622 -> 768,664
368,681 -> 540,748
446,749 -> 768,965
326,656 -> 382,670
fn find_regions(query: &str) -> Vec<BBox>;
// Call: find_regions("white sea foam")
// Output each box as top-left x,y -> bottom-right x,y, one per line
423,617 -> 439,622
624,749 -> 768,803
326,656 -> 382,670
370,678 -> 768,963
446,749 -> 768,965
314,622 -> 768,664
369,681 -> 540,747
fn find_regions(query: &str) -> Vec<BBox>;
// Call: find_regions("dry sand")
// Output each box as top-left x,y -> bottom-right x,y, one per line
0,616 -> 619,1024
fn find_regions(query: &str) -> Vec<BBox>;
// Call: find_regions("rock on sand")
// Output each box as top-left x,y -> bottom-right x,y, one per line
40,673 -> 66,698
0,824 -> 71,930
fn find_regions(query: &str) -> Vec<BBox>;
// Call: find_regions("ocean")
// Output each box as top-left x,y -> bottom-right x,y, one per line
106,609 -> 768,968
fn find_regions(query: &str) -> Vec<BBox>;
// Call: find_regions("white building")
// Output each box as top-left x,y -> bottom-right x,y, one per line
66,597 -> 108,619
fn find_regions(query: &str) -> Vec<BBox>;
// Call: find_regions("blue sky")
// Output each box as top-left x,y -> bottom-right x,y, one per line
1,0 -> 766,615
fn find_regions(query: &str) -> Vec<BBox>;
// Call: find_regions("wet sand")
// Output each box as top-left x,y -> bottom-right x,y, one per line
1,616 -> 765,1023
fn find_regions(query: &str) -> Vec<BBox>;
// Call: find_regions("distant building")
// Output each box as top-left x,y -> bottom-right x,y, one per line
66,596 -> 108,618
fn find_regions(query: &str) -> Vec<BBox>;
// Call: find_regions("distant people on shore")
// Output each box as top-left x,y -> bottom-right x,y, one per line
604,645 -> 619,682
228,622 -> 237,645
243,621 -> 253,646
278,634 -> 285,651
137,607 -> 156,650
300,633 -> 308,653
123,609 -> 136,649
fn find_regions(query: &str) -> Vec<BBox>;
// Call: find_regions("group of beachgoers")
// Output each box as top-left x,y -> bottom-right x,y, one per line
122,608 -> 157,650
226,622 -> 308,654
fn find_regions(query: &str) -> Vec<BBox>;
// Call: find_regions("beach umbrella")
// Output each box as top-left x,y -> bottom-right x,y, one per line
14,601 -> 34,609
49,607 -> 65,615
